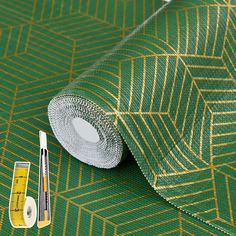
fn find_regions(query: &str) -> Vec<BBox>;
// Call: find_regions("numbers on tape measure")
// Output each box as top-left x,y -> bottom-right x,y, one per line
9,162 -> 37,228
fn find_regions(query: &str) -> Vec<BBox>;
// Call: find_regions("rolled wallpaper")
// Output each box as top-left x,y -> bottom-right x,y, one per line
48,0 -> 236,235
0,0 -> 235,235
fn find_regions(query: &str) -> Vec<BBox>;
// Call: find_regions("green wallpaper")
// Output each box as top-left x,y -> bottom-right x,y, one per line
0,0 -> 235,235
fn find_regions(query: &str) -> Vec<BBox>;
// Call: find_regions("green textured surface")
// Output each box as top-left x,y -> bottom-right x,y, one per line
0,0 -> 235,235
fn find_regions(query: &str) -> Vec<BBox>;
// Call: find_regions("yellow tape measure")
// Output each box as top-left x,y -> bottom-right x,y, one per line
9,162 -> 37,228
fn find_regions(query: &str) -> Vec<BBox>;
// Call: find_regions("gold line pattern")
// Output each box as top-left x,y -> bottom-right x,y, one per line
0,0 -> 235,235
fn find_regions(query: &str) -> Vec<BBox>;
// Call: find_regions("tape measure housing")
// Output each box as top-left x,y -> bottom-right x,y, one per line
9,162 -> 37,228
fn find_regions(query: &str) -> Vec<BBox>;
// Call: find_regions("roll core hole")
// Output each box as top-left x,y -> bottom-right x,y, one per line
27,206 -> 32,218
72,117 -> 100,143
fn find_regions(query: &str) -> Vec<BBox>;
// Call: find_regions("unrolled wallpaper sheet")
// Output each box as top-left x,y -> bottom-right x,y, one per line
0,0 -> 235,235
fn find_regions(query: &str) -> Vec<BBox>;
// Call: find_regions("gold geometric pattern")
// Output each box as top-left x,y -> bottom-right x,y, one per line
53,0 -> 235,233
0,0 -> 235,235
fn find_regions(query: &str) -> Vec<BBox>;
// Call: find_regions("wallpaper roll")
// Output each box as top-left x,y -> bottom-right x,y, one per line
2,0 -> 236,235
48,95 -> 125,168
48,0 -> 236,235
